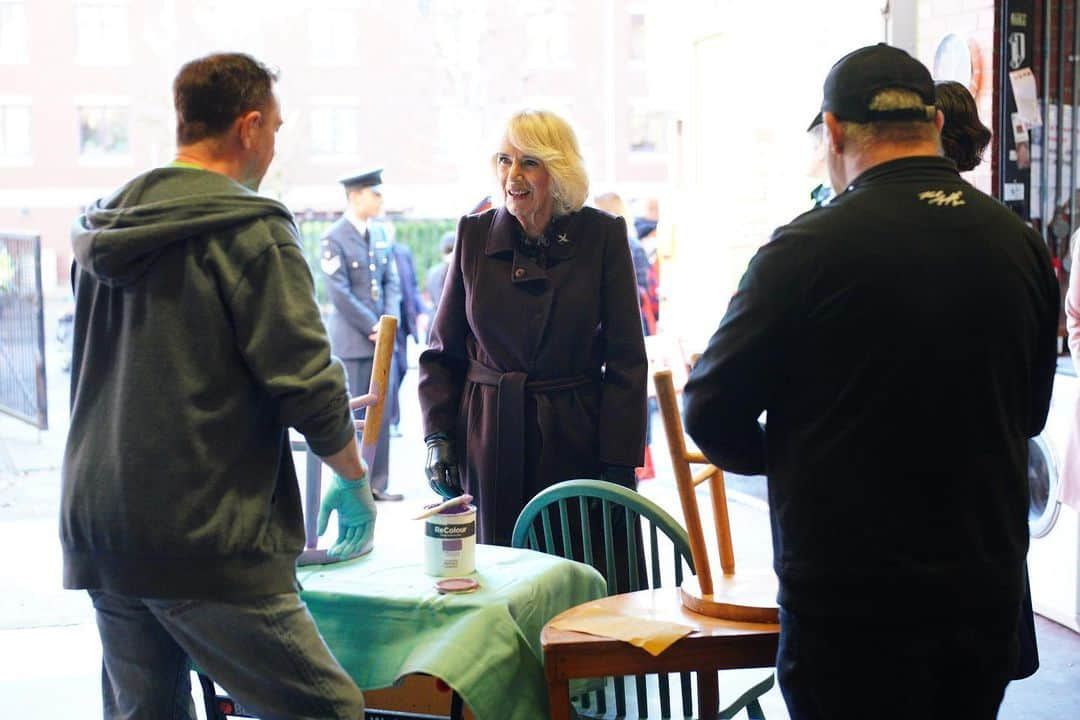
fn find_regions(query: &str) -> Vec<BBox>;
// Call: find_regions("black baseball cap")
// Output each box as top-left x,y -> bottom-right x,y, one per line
340,168 -> 383,192
817,43 -> 936,125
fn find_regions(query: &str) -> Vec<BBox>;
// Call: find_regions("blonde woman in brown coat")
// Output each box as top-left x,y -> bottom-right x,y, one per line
419,109 -> 647,546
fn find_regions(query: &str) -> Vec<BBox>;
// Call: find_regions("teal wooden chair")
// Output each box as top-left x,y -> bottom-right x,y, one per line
511,479 -> 774,719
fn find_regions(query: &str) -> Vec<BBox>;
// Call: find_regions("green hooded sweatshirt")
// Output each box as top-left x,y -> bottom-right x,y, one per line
61,166 -> 355,599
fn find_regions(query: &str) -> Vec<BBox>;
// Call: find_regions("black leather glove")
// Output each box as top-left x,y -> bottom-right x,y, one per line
425,432 -> 463,498
601,464 -> 636,489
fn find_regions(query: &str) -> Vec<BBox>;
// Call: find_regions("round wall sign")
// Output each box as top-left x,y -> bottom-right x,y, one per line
933,33 -> 983,97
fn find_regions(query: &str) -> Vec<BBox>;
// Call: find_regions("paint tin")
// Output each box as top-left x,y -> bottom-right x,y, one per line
423,502 -> 477,577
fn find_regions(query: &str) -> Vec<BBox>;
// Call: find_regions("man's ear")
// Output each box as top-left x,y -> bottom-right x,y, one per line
823,112 -> 844,154
237,110 -> 262,150
933,108 -> 945,131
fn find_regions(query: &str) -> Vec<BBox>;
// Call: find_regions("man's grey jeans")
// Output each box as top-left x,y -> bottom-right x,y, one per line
89,590 -> 365,720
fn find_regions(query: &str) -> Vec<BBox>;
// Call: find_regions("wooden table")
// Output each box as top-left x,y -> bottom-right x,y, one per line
541,588 -> 780,720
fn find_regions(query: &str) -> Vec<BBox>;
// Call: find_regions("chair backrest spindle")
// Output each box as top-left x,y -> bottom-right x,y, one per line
541,508 -> 556,553
601,500 -> 617,594
558,500 -> 574,559
578,497 -> 594,567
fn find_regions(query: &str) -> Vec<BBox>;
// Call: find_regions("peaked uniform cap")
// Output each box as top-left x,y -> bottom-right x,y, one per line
340,168 -> 383,191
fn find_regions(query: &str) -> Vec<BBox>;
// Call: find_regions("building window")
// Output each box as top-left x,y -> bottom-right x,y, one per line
310,104 -> 360,157
77,104 -> 130,159
629,12 -> 646,63
0,102 -> 31,162
629,107 -> 667,154
0,2 -> 28,64
74,2 -> 129,66
308,7 -> 360,66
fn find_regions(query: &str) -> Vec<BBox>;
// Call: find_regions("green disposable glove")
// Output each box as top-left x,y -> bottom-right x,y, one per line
317,474 -> 377,559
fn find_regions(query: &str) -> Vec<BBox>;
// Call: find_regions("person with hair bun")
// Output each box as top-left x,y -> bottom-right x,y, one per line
936,80 -> 992,172
419,109 -> 647,547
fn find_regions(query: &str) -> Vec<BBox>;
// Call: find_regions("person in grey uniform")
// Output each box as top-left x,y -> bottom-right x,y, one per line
322,168 -> 403,500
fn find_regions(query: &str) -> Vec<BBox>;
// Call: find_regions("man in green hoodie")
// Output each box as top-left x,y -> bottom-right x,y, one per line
62,53 -> 373,719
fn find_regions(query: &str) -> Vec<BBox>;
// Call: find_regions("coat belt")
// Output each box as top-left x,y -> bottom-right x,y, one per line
466,359 -> 595,541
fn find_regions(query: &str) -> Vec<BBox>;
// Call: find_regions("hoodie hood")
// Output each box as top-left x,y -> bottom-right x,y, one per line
72,166 -> 294,287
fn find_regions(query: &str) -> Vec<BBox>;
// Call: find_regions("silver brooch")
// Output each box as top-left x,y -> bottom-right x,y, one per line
557,233 -> 569,245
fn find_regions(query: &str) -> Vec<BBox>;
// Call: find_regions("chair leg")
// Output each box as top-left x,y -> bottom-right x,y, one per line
197,672 -> 225,720
745,699 -> 766,720
717,673 -> 774,720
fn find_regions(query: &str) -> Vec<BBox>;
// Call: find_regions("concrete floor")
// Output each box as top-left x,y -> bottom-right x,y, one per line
0,303 -> 1077,718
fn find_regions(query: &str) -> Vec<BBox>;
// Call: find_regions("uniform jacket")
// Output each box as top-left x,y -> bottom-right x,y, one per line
62,167 -> 355,599
392,242 -> 424,343
683,156 -> 1059,619
418,206 -> 647,544
322,217 -> 401,359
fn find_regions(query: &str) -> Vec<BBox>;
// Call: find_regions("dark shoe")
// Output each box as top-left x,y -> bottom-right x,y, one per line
372,489 -> 404,502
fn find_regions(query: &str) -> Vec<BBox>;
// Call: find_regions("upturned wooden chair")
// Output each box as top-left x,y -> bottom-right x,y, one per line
514,479 -> 776,719
652,368 -> 779,623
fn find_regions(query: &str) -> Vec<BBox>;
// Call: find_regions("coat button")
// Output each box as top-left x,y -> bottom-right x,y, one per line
514,267 -> 525,279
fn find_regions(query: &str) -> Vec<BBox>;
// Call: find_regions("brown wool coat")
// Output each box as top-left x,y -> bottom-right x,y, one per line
418,206 -> 648,545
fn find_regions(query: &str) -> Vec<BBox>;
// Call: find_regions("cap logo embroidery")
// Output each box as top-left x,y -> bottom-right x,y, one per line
918,190 -> 966,207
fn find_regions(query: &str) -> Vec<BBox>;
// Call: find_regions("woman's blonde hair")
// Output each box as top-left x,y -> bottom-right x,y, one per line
496,109 -> 589,216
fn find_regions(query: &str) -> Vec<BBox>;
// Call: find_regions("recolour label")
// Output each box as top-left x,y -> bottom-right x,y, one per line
426,522 -> 476,539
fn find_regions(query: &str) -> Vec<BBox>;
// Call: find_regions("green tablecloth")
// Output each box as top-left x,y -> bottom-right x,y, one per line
298,543 -> 606,720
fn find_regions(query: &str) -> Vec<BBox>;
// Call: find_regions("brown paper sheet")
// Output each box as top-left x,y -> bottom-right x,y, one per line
549,604 -> 695,656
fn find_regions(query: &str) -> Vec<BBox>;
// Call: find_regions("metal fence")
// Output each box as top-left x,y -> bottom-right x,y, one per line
0,232 -> 47,429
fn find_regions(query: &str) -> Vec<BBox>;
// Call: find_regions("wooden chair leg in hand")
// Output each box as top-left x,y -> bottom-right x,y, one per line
298,314 -> 396,566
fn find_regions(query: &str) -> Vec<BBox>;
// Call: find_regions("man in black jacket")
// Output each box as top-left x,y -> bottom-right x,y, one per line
683,44 -> 1058,720
63,53 -> 374,719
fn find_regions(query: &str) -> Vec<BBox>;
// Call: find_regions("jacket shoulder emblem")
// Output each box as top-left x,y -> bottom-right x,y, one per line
321,253 -> 342,275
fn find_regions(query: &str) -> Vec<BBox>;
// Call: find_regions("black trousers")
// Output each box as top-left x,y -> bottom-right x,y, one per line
341,357 -> 391,493
777,606 -> 1017,720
